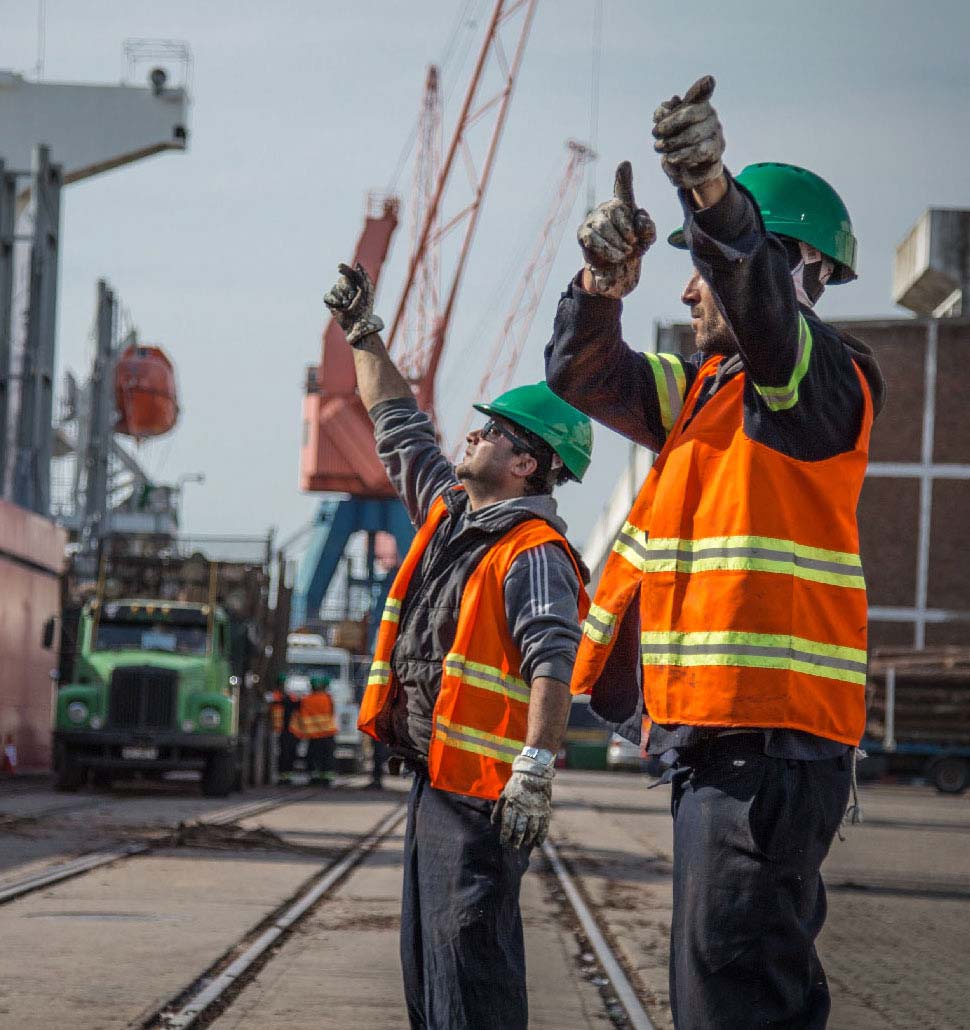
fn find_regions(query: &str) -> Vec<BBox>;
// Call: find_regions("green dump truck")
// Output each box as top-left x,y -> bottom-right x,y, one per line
53,538 -> 289,796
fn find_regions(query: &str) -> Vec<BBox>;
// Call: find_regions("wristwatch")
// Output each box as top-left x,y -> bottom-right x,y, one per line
520,746 -> 556,768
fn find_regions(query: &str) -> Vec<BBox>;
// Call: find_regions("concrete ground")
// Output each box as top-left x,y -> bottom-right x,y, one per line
1,771 -> 967,1028
552,770 -> 970,1030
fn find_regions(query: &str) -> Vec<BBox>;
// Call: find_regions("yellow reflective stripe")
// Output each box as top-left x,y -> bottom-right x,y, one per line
367,660 -> 392,686
443,653 -> 530,704
583,602 -> 618,645
639,630 -> 867,685
382,597 -> 402,624
644,352 -> 687,432
754,315 -> 813,412
435,716 -> 524,761
611,521 -> 651,569
616,533 -> 864,589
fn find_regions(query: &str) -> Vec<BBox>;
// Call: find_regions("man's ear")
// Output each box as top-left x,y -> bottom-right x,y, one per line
509,452 -> 538,482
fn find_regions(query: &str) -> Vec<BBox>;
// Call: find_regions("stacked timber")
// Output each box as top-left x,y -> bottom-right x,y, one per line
867,647 -> 970,745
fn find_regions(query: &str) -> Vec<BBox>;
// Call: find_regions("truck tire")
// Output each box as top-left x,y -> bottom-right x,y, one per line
201,751 -> 238,798
54,744 -> 87,792
930,757 -> 970,795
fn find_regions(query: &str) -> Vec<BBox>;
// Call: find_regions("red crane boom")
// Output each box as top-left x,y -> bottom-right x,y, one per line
300,0 -> 539,495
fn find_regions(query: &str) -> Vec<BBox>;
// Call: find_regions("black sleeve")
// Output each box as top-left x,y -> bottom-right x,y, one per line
544,275 -> 696,452
682,173 -> 804,391
684,175 -> 865,459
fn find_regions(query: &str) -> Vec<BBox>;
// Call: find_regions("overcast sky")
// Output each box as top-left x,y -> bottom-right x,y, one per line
2,0 -> 968,553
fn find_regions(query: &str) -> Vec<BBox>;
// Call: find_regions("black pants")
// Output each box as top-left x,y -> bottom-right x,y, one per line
668,738 -> 850,1030
401,772 -> 532,1030
278,730 -> 298,774
307,735 -> 335,780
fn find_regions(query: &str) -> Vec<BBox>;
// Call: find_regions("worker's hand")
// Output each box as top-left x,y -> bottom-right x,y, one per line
491,753 -> 554,849
577,161 -> 656,299
323,262 -> 385,346
652,75 -> 725,190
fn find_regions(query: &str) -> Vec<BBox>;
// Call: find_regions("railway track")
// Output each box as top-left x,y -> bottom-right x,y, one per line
0,787 -> 317,906
0,779 -> 664,1029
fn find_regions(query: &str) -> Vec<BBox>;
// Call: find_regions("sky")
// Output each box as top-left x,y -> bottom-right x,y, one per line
2,0 -> 969,556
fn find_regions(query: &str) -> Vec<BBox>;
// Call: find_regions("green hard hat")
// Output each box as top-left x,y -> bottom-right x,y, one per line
667,162 -> 858,283
473,382 -> 593,482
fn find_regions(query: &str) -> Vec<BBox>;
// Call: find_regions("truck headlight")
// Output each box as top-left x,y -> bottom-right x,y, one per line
198,706 -> 222,730
67,701 -> 89,725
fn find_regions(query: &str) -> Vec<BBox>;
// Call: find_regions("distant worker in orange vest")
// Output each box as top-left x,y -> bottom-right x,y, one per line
275,673 -> 308,783
293,676 -> 338,786
545,76 -> 886,1029
324,265 -> 594,1030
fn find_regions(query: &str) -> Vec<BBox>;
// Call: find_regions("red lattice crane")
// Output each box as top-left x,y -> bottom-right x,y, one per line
450,139 -> 594,456
300,0 -> 540,496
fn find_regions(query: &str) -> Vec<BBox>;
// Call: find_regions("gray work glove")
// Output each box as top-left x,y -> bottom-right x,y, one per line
323,262 -> 385,346
652,75 -> 725,190
577,161 -> 656,299
491,753 -> 555,849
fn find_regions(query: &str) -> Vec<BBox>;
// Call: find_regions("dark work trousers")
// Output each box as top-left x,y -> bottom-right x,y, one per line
307,735 -> 336,781
668,737 -> 850,1030
401,771 -> 532,1030
277,730 -> 298,774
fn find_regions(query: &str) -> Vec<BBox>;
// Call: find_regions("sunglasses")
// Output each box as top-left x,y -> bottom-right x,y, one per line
479,418 -> 536,455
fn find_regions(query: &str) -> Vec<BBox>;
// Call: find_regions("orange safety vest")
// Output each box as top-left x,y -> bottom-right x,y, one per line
270,691 -> 285,735
573,348 -> 873,746
290,691 -> 338,740
359,491 -> 589,800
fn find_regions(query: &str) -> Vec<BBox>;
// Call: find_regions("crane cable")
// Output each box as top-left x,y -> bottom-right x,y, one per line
384,0 -> 482,195
586,0 -> 604,214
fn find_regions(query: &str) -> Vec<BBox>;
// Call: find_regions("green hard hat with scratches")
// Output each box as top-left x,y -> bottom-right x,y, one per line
473,382 -> 593,482
667,162 -> 858,284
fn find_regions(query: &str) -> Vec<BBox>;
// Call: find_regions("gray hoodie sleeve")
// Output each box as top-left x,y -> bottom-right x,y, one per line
370,397 -> 459,526
504,543 -> 581,686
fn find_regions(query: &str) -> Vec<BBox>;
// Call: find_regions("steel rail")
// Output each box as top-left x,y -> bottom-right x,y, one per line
542,837 -> 657,1030
152,802 -> 408,1030
0,787 -> 316,906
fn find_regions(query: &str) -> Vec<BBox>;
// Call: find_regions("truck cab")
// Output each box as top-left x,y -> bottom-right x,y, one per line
285,633 -> 362,772
54,598 -> 244,795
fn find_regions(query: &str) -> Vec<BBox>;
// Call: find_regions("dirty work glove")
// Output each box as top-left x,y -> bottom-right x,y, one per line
323,262 -> 385,346
491,751 -> 555,849
652,75 -> 725,190
577,161 -> 656,299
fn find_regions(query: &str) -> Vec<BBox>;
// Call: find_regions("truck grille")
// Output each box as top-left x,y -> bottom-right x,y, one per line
107,667 -> 178,731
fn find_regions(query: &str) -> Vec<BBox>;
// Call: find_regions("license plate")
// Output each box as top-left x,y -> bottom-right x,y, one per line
121,746 -> 158,761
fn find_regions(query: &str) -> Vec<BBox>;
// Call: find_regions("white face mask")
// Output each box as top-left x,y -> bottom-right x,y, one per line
790,241 -> 835,308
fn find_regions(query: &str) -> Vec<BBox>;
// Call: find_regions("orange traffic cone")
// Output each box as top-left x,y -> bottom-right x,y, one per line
2,735 -> 17,776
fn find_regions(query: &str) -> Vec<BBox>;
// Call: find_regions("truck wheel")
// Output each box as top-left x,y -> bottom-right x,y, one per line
54,744 -> 87,792
201,751 -> 238,798
931,757 -> 970,795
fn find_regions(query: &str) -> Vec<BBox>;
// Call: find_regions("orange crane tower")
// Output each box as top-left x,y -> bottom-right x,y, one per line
292,0 -> 550,634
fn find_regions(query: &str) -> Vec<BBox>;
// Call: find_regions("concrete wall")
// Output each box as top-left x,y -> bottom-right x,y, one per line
0,498 -> 66,772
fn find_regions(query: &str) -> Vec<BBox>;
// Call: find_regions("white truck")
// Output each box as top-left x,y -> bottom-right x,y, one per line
284,633 -> 363,772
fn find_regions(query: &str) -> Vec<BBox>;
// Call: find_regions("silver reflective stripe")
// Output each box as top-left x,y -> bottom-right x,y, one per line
584,607 -> 616,640
754,315 -> 813,412
435,718 -> 524,761
639,640 -> 868,676
613,522 -> 651,563
443,654 -> 530,704
643,540 -> 864,582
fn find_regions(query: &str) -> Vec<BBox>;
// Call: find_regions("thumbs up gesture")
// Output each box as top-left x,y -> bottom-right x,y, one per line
577,161 -> 656,299
652,75 -> 725,190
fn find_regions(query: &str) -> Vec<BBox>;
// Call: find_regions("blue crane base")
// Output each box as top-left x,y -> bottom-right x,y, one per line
290,497 -> 415,649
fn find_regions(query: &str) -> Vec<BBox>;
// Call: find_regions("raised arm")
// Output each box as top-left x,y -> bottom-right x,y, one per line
652,77 -> 803,390
545,162 -> 695,452
324,263 -> 457,524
